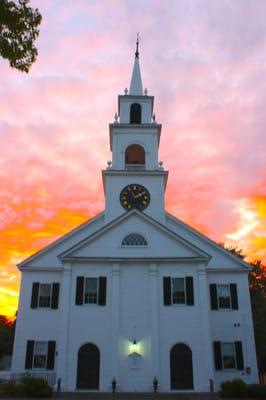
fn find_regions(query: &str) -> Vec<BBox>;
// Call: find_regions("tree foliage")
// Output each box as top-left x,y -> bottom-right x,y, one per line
0,0 -> 42,72
222,243 -> 266,371
249,261 -> 266,371
0,315 -> 15,361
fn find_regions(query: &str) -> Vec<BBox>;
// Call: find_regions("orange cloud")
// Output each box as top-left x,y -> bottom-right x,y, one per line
1,1 -> 266,317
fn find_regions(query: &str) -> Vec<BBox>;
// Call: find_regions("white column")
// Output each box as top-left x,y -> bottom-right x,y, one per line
149,264 -> 160,382
198,264 -> 215,391
110,263 -> 120,384
56,263 -> 71,391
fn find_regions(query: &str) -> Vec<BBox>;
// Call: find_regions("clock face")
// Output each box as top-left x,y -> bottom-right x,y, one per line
120,184 -> 150,211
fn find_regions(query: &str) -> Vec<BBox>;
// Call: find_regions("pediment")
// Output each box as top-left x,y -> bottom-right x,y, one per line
59,210 -> 211,262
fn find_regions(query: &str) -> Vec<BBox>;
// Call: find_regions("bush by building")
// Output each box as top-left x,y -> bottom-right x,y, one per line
221,379 -> 266,398
0,376 -> 53,397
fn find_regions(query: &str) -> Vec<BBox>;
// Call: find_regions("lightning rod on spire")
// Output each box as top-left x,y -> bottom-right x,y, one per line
135,33 -> 140,59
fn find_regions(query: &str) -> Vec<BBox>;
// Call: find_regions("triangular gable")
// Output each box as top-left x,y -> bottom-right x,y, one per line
59,210 -> 211,262
165,212 -> 251,270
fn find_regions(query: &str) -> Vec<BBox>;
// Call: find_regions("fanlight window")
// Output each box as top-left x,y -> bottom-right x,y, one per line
122,234 -> 147,246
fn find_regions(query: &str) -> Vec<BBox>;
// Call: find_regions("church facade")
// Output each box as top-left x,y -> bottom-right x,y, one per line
11,44 -> 258,392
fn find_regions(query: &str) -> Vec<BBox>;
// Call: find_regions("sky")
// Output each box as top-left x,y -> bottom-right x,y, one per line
0,0 -> 265,317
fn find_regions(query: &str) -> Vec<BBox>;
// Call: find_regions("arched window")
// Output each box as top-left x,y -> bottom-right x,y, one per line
130,103 -> 141,124
122,234 -> 147,246
125,144 -> 145,166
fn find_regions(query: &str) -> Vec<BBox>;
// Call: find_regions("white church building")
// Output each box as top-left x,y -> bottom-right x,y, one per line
11,42 -> 258,392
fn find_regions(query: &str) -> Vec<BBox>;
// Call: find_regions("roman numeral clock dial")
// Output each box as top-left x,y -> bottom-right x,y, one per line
120,184 -> 150,211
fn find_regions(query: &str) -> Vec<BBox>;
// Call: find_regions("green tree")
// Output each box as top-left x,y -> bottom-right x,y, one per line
0,315 -> 16,361
221,244 -> 266,371
249,260 -> 266,371
0,0 -> 42,72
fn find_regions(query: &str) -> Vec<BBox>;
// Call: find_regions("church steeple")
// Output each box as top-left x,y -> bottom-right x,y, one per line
129,35 -> 143,95
103,41 -> 168,224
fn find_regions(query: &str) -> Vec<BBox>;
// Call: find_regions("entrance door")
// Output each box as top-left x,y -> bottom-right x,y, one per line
170,343 -> 193,390
76,343 -> 100,390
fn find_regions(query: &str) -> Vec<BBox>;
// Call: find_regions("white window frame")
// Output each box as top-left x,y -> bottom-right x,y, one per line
84,277 -> 98,304
171,277 -> 186,305
217,284 -> 231,310
38,283 -> 52,308
33,341 -> 48,370
221,342 -> 236,370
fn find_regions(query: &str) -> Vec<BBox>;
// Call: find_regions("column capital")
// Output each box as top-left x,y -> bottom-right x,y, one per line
63,262 -> 71,273
198,262 -> 207,274
149,263 -> 157,274
112,263 -> 120,275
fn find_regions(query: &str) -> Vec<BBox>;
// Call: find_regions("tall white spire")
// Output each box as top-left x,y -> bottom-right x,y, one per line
129,35 -> 143,95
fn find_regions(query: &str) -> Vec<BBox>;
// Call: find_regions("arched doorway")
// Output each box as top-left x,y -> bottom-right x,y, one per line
76,343 -> 100,390
130,103 -> 141,124
170,343 -> 193,390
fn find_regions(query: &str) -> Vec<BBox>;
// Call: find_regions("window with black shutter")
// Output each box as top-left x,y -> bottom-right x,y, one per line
47,341 -> 56,370
98,277 -> 107,306
163,277 -> 171,305
25,340 -> 56,370
210,284 -> 218,310
210,283 -> 239,311
31,283 -> 39,309
76,276 -> 107,306
213,341 -> 243,370
213,341 -> 222,370
76,276 -> 84,305
31,282 -> 60,309
185,277 -> 194,305
25,340 -> 34,369
230,284 -> 239,310
163,277 -> 194,306
51,283 -> 60,309
235,341 -> 244,370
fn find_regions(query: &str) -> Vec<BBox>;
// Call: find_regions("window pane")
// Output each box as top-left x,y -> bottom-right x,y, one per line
38,284 -> 51,308
172,278 -> 185,304
222,342 -> 236,369
84,278 -> 97,304
122,234 -> 147,246
33,341 -> 47,369
218,284 -> 231,309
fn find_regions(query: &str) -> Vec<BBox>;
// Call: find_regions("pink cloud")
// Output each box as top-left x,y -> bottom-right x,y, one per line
0,0 -> 265,315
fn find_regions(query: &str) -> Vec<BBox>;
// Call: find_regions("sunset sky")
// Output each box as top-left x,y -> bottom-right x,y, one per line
0,0 -> 265,317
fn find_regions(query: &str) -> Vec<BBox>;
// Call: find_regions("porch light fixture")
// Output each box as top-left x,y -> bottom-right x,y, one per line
131,339 -> 139,354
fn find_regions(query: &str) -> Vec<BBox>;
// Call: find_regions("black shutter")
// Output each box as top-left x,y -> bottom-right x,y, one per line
31,282 -> 39,308
185,276 -> 194,305
51,283 -> 60,309
47,341 -> 56,370
98,277 -> 107,306
210,284 -> 218,310
25,340 -> 34,369
230,284 -> 238,310
76,276 -> 84,305
163,277 -> 171,305
235,341 -> 244,370
213,341 -> 222,370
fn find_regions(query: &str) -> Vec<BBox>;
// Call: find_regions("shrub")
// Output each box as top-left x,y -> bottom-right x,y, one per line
0,381 -> 17,396
247,384 -> 266,398
0,377 -> 53,398
20,376 -> 53,398
220,379 -> 248,398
